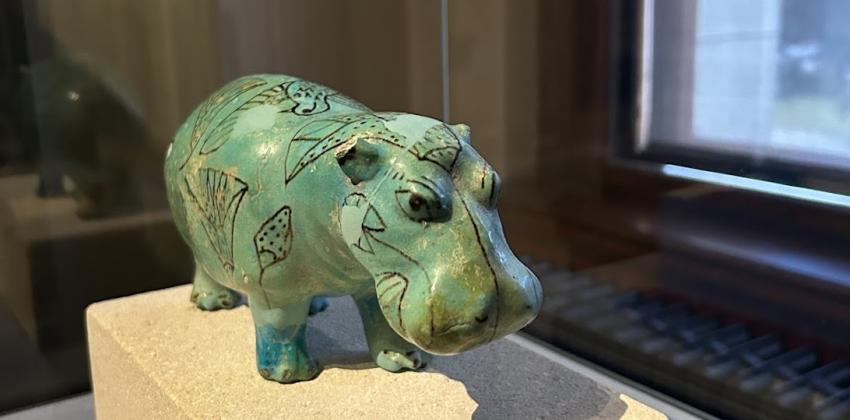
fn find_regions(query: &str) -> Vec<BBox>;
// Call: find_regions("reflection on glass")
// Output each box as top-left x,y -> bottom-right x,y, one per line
648,0 -> 850,171
0,0 -> 443,414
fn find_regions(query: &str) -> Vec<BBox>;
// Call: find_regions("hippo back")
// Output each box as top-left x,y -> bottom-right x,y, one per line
165,75 -> 375,295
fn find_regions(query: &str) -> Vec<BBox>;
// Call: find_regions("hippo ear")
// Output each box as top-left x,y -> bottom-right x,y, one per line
336,140 -> 383,185
450,123 -> 471,144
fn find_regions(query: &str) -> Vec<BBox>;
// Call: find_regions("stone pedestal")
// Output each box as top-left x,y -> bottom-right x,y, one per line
87,285 -> 667,419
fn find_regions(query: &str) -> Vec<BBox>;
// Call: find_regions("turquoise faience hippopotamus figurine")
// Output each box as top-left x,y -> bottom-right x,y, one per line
164,74 -> 542,383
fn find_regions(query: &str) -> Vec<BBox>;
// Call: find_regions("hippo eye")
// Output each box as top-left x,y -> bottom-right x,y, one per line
409,195 -> 425,211
395,189 -> 451,223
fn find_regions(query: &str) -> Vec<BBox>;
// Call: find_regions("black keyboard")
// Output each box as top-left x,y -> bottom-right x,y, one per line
522,258 -> 850,420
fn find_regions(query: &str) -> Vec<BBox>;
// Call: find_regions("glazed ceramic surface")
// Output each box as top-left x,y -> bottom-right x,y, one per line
164,74 -> 542,383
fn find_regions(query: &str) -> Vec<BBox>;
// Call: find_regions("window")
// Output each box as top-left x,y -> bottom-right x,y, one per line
633,0 -> 850,196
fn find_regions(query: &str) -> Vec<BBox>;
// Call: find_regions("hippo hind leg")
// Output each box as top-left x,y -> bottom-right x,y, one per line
190,263 -> 240,310
308,296 -> 329,316
249,297 -> 319,383
354,291 -> 431,372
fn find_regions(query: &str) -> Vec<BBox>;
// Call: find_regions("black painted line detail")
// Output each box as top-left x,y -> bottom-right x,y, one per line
459,196 -> 500,342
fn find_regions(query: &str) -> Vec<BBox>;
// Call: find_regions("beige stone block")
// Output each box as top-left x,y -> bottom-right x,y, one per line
87,285 -> 667,419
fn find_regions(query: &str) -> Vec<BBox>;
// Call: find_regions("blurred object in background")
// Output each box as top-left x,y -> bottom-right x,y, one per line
21,52 -> 156,217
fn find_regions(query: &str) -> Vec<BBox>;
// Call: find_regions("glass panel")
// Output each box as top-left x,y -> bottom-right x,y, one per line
448,1 -> 850,418
3,1 -> 848,418
0,0 -> 443,412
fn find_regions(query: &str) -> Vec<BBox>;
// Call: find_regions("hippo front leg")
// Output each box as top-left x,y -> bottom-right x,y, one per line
354,292 -> 432,372
249,297 -> 319,383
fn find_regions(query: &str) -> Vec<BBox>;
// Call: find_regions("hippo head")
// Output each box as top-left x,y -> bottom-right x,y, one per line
336,113 -> 542,355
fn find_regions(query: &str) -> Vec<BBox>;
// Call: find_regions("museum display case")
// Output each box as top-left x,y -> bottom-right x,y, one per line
1,1 -> 849,419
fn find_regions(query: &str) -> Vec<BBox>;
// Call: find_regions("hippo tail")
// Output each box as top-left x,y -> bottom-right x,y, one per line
163,123 -> 193,246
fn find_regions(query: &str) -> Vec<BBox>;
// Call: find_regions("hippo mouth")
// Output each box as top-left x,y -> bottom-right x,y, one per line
420,323 -> 491,355
434,322 -> 475,337
375,272 -> 493,354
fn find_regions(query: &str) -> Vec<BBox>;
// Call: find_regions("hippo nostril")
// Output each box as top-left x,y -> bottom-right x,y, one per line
474,315 -> 489,324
